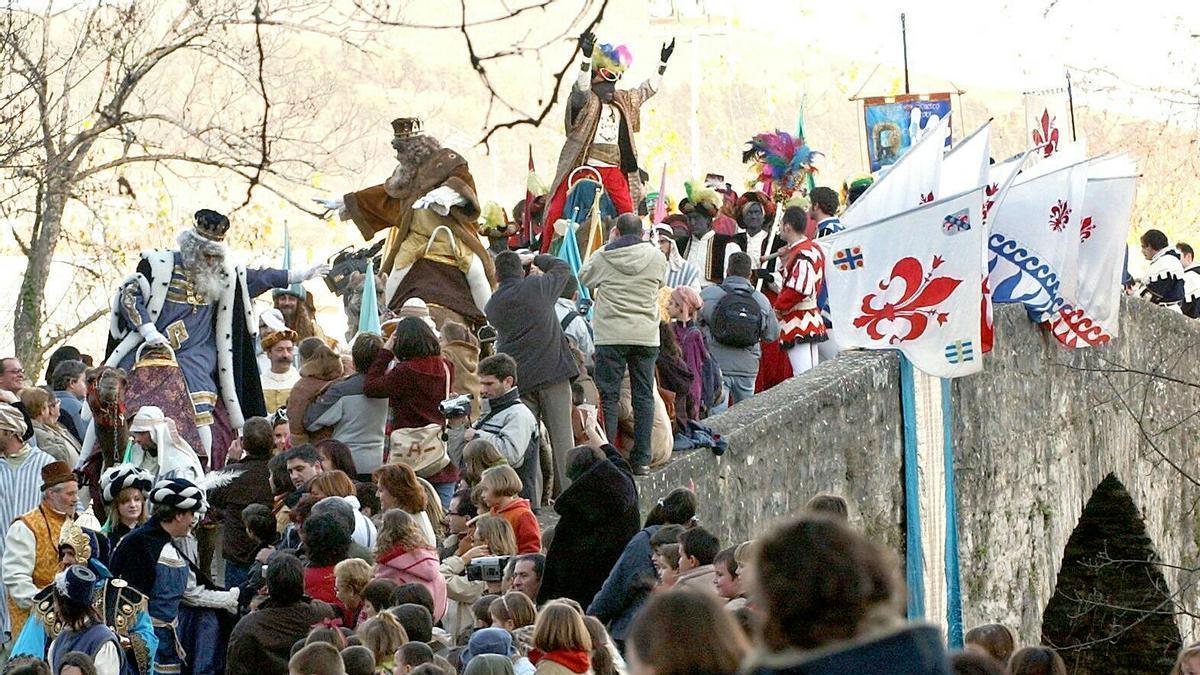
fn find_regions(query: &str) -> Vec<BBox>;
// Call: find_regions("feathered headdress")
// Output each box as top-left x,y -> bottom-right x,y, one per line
742,130 -> 820,201
593,43 -> 632,77
479,201 -> 515,239
680,181 -> 720,218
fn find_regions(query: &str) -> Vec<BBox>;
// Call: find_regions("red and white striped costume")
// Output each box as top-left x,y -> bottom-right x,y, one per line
773,238 -> 827,346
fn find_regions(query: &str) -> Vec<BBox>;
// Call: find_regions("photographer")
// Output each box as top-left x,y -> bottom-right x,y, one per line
485,251 -> 578,498
449,354 -> 540,505
439,515 -> 519,644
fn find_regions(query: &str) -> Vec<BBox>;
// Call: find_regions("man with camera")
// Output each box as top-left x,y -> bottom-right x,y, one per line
449,354 -> 541,505
485,251 -> 578,499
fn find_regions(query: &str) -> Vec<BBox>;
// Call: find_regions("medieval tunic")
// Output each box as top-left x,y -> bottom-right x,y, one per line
113,253 -> 288,429
773,239 -> 828,346
1183,265 -> 1200,318
2,505 -> 101,636
0,445 -> 55,636
541,66 -> 660,249
110,519 -> 238,675
1138,248 -> 1185,311
680,231 -> 742,287
260,367 -> 299,416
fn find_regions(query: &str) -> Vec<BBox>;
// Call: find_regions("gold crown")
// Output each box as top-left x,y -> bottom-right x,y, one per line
391,117 -> 424,140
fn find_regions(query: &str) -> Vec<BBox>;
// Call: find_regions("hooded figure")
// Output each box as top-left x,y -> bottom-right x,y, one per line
653,223 -> 701,290
127,406 -> 204,484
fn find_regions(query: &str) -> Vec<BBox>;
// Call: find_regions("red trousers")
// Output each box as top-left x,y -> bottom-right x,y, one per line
541,164 -> 634,252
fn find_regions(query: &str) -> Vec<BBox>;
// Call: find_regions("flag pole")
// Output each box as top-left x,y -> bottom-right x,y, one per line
1065,70 -> 1078,142
901,13 -> 911,95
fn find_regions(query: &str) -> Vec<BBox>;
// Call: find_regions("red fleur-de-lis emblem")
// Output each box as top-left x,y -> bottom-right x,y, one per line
919,192 -> 934,204
1049,199 -> 1071,232
1032,108 -> 1060,158
853,256 -> 963,344
1079,216 -> 1095,242
983,182 -> 999,222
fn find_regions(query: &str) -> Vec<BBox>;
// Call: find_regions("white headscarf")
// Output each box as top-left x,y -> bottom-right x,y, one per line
128,406 -> 203,483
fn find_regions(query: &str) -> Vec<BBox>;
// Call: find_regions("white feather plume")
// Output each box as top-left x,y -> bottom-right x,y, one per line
197,467 -> 246,492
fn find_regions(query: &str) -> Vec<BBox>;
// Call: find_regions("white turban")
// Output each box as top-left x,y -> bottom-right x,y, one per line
128,406 -> 203,483
0,403 -> 27,437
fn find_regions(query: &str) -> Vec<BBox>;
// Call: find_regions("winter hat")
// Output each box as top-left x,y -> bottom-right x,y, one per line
150,477 -> 206,512
54,564 -> 96,607
464,654 -> 516,675
40,461 -> 77,491
461,627 -> 516,663
100,464 -> 154,505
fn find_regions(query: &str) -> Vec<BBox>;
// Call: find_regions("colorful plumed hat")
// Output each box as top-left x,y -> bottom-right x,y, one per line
593,43 -> 632,79
742,130 -> 820,200
680,181 -> 720,218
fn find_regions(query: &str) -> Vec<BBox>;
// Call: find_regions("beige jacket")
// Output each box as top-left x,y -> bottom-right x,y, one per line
578,241 -> 666,347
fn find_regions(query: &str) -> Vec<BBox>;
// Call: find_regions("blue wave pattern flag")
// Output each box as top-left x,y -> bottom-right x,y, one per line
987,151 -> 1090,322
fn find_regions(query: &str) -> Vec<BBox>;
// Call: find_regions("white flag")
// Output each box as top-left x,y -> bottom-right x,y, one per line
819,187 -> 985,378
1049,155 -> 1137,347
940,122 -> 991,197
1024,88 -> 1074,164
843,115 -> 949,229
987,152 -> 1090,322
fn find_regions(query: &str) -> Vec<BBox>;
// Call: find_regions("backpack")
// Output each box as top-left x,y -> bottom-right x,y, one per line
710,285 -> 767,348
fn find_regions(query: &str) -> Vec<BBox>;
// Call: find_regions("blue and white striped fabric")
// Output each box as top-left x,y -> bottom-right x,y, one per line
899,357 -> 964,647
0,445 -> 56,634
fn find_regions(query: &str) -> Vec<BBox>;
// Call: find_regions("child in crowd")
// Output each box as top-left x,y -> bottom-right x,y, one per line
473,594 -> 499,629
652,543 -> 682,590
374,509 -> 447,622
360,578 -> 400,620
529,601 -> 591,674
713,545 -> 748,610
675,527 -> 720,594
340,646 -> 377,675
289,643 -> 345,675
335,558 -> 373,628
489,592 -> 537,632
462,439 -> 507,487
356,613 -> 407,674
395,642 -> 435,674
480,465 -> 540,554
582,616 -> 623,675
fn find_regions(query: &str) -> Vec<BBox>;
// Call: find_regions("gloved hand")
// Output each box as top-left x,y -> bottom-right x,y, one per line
289,264 -> 331,283
580,30 -> 596,58
413,186 -> 465,217
660,37 -> 676,63
138,324 -> 169,347
313,196 -> 344,211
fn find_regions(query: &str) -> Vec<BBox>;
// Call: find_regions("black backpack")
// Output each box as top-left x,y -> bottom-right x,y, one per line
710,284 -> 766,348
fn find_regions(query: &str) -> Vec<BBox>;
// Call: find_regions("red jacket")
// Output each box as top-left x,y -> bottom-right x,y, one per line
493,498 -> 541,554
303,564 -> 343,613
363,351 -> 460,485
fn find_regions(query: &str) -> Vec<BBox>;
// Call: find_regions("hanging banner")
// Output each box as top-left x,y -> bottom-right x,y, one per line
862,93 -> 953,173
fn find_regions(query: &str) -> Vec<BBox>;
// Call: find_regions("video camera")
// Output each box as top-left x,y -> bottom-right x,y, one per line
438,394 -> 472,419
324,239 -> 386,297
466,555 -> 511,583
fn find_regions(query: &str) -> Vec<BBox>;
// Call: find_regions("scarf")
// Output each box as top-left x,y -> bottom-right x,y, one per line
529,648 -> 591,673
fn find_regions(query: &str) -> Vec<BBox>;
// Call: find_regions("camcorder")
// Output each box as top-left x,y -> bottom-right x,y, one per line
323,239 -> 385,297
438,394 -> 472,419
466,555 -> 511,582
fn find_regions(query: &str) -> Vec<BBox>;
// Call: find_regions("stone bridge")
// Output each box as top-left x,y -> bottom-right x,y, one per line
638,298 -> 1200,672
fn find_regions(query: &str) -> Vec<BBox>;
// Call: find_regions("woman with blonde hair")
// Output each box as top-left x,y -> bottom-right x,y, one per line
530,601 -> 591,675
462,438 -> 507,486
373,509 -> 447,622
480,465 -> 540,554
355,612 -> 408,674
310,469 -> 378,548
441,515 -> 519,645
334,558 -> 372,628
98,465 -> 153,549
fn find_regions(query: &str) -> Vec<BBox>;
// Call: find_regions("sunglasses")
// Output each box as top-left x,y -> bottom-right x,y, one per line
597,67 -> 619,82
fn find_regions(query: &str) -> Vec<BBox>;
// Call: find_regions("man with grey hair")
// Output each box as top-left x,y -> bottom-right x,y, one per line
0,403 -> 54,659
101,209 -> 329,458
2,460 -> 101,638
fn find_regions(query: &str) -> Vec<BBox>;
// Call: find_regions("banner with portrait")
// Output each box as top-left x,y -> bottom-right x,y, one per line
863,93 -> 953,172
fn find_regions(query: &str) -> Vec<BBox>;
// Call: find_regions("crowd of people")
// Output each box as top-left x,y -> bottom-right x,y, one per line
4,23 -> 1200,675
